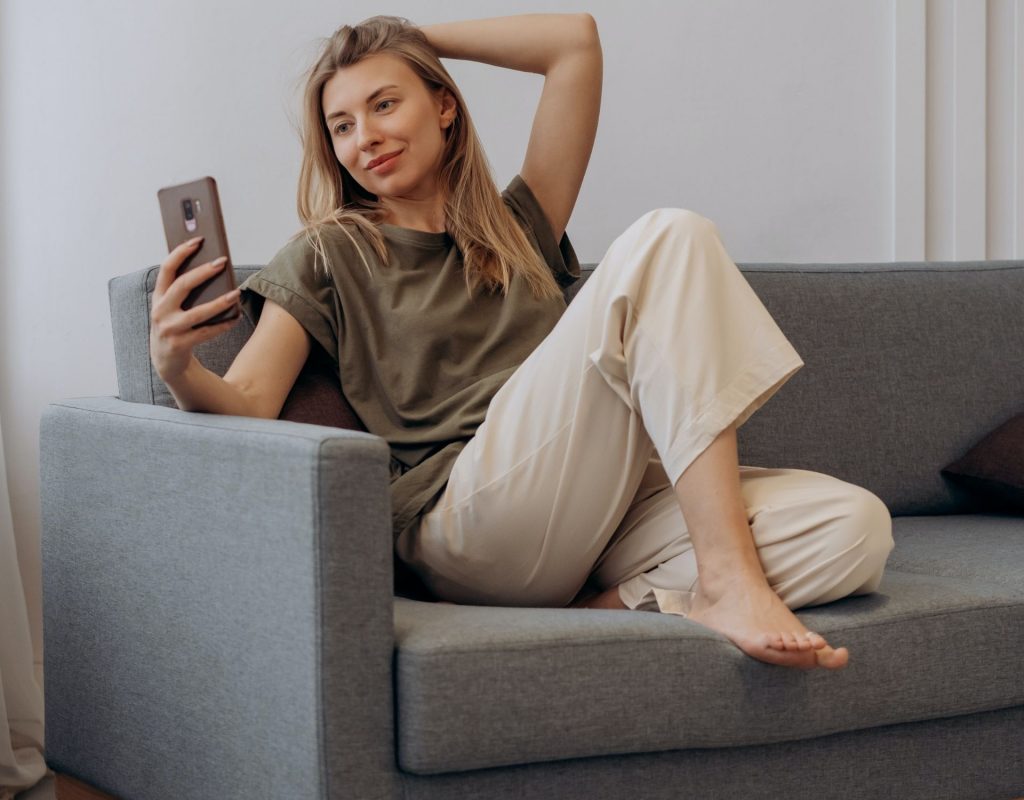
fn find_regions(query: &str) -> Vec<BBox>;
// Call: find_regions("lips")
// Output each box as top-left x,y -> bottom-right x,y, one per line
367,151 -> 402,169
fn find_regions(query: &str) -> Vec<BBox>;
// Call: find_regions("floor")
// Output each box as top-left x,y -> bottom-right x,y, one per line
14,774 -> 55,800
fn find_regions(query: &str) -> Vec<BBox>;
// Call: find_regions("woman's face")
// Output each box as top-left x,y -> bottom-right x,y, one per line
322,53 -> 455,201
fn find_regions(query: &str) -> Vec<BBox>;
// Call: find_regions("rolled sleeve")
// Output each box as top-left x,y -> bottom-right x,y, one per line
237,236 -> 340,366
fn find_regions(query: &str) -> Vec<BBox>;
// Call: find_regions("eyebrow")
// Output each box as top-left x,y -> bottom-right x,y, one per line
326,84 -> 400,121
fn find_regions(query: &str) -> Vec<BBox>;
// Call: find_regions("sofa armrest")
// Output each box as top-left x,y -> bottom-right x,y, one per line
40,396 -> 397,800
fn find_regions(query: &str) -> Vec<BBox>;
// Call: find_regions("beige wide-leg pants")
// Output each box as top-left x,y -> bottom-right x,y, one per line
395,208 -> 895,614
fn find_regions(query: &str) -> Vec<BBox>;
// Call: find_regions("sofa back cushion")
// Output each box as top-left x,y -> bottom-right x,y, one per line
734,260 -> 1024,517
109,259 -> 1024,517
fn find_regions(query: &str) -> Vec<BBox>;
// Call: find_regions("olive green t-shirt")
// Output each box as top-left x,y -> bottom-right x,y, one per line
237,174 -> 581,546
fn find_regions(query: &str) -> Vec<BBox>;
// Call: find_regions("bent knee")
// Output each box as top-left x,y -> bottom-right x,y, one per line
782,487 -> 895,606
856,489 -> 895,556
831,487 -> 894,554
637,207 -> 719,239
834,489 -> 895,589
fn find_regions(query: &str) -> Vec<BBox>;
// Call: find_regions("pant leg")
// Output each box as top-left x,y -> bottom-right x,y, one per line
395,207 -> 806,608
592,458 -> 896,614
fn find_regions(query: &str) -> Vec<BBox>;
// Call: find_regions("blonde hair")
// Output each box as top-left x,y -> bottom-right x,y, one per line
288,14 -> 563,303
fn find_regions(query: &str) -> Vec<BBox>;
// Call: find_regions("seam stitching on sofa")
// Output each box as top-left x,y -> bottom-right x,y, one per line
580,264 -> 1024,275
401,601 -> 1024,656
313,440 -> 329,798
728,264 -> 1024,274
884,565 -> 1024,584
49,401 -> 380,444
143,267 -> 158,404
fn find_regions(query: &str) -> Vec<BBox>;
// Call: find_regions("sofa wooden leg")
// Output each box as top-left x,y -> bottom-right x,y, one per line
54,773 -> 120,800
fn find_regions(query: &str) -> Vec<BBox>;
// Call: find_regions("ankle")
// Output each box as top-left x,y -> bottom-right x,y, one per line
696,567 -> 771,600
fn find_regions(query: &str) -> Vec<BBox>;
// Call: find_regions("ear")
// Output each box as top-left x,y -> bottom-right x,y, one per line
435,86 -> 457,129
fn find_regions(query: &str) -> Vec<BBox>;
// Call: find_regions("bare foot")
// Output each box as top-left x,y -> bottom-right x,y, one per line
685,577 -> 849,670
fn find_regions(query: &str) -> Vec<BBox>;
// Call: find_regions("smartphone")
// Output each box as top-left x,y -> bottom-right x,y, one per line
157,176 -> 240,327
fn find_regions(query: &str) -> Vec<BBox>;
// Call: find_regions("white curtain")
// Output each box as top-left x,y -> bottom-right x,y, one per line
0,416 -> 47,799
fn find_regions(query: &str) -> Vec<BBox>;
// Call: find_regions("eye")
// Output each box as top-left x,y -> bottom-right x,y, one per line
333,100 -> 395,135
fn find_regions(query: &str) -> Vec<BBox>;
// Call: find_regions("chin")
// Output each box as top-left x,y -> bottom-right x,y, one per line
346,176 -> 378,202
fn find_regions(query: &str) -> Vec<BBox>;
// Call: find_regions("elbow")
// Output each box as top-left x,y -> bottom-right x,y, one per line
225,376 -> 272,420
577,13 -> 600,47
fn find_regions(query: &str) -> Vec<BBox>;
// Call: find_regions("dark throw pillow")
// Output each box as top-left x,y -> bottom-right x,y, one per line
277,344 -> 366,431
278,343 -> 438,602
940,412 -> 1024,513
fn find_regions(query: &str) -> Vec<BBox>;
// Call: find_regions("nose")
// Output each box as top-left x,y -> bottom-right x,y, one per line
357,119 -> 383,153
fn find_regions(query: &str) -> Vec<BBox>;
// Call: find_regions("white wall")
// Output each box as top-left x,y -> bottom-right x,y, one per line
1,0 -> 1021,673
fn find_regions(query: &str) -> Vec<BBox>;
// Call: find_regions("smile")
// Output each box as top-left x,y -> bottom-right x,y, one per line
369,151 -> 402,171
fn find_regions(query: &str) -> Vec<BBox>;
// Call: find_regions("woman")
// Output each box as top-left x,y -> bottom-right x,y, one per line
149,14 -> 895,671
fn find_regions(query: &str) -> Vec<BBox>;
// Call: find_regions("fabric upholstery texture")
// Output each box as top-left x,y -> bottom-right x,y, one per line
35,257 -> 1024,800
41,397 -> 396,800
110,260 -> 1024,519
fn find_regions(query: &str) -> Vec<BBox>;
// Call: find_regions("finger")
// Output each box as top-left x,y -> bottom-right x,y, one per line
178,287 -> 242,332
163,286 -> 241,338
157,285 -> 238,338
155,236 -> 204,297
165,256 -> 230,310
155,257 -> 227,317
179,312 -> 241,350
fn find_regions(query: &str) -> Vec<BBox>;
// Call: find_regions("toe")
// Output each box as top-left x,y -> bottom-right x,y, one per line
757,644 -> 818,670
815,646 -> 850,670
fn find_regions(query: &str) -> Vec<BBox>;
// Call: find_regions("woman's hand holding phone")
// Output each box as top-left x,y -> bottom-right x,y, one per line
150,236 -> 242,382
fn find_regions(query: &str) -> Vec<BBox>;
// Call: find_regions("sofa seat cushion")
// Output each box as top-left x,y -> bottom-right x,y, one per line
884,512 -> 1024,594
392,514 -> 1024,776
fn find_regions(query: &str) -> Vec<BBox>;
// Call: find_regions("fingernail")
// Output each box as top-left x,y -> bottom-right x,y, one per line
188,236 -> 204,245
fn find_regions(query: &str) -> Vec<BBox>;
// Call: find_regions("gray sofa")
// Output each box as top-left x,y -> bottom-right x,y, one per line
40,256 -> 1024,800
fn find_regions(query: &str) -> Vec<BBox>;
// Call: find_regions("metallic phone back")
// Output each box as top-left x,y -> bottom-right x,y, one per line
157,176 -> 239,325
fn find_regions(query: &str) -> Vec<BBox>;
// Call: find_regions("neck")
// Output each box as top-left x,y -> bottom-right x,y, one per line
379,190 -> 446,233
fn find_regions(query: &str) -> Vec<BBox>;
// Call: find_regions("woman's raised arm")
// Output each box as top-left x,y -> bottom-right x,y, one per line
419,13 -> 602,242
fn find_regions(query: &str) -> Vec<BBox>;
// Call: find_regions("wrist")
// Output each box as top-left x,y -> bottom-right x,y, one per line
418,24 -> 446,58
161,352 -> 198,388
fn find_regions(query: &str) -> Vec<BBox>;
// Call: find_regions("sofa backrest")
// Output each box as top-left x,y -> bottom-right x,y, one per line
109,259 -> 1024,517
